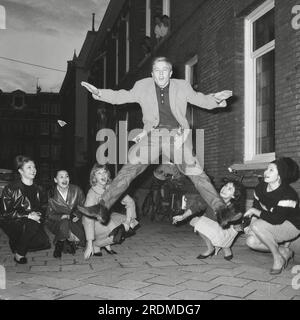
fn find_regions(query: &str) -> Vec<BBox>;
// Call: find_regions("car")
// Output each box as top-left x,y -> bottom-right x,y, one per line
0,169 -> 14,197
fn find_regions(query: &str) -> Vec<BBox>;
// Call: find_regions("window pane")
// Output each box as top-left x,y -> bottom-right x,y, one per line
253,8 -> 274,51
256,50 -> 275,154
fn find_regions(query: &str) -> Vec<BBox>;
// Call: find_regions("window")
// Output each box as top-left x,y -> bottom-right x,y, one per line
51,122 -> 60,137
51,145 -> 61,161
145,0 -> 170,37
125,13 -> 130,73
0,5 -> 6,29
40,145 -> 49,158
244,0 -> 275,163
103,55 -> 107,88
162,0 -> 170,16
185,55 -> 204,166
51,103 -> 60,115
146,0 -> 151,37
40,163 -> 50,181
114,33 -> 119,86
40,122 -> 49,135
185,55 -> 198,127
41,103 -> 49,114
11,93 -> 26,110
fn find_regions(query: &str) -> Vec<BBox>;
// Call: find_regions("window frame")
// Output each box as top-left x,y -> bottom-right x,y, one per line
125,13 -> 130,73
146,0 -> 151,37
115,34 -> 119,86
185,55 -> 198,127
163,0 -> 170,16
145,0 -> 170,37
103,55 -> 107,89
244,0 -> 275,164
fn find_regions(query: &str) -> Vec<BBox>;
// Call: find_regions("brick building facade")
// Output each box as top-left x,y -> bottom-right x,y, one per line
82,0 -> 300,196
0,89 -> 63,187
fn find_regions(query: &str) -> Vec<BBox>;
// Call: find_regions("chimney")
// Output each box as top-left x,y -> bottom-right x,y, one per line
92,13 -> 95,31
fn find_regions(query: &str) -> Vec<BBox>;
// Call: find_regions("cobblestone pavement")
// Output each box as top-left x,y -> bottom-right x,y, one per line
1,218 -> 300,300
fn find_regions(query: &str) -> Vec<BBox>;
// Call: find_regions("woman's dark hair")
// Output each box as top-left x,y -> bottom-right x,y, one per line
54,169 -> 69,178
14,155 -> 34,171
271,157 -> 299,184
222,180 -> 246,214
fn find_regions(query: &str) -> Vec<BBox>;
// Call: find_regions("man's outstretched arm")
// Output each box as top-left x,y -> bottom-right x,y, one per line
81,81 -> 138,105
185,81 -> 232,110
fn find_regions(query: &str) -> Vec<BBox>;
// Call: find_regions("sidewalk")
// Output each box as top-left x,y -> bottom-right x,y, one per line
0,218 -> 300,300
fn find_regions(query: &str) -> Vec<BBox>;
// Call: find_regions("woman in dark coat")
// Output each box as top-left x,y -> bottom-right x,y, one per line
0,155 -> 50,264
46,170 -> 86,258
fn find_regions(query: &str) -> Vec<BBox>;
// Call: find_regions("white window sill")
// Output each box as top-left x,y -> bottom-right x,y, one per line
232,153 -> 275,171
230,162 -> 269,171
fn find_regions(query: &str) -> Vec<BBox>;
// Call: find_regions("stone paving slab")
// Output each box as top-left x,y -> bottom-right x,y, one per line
237,272 -> 275,282
246,291 -> 291,300
58,294 -> 103,300
211,276 -> 252,287
145,275 -> 186,286
136,293 -> 176,300
21,276 -> 84,290
0,283 -> 43,300
181,272 -> 219,282
146,260 -> 179,267
204,268 -> 244,277
279,286 -> 300,299
110,279 -> 151,290
243,280 -> 286,292
210,285 -> 256,298
169,289 -> 217,300
64,284 -> 143,300
137,284 -> 182,296
214,295 -> 242,300
178,279 -> 220,292
22,287 -> 65,300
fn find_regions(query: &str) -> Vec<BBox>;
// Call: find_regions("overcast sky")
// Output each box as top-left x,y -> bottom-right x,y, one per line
0,0 -> 109,93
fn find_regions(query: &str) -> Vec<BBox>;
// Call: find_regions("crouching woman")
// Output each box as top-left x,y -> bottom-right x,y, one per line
80,164 -> 139,259
46,170 -> 86,258
244,157 -> 300,275
173,180 -> 246,260
0,155 -> 50,264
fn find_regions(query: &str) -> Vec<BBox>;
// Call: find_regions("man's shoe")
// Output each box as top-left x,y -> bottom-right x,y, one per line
124,227 -> 136,238
78,200 -> 110,225
93,251 -> 103,257
14,256 -> 27,264
102,247 -> 117,255
224,254 -> 233,261
197,249 -> 215,259
53,240 -> 64,258
64,240 -> 76,255
108,224 -> 126,244
215,206 -> 242,229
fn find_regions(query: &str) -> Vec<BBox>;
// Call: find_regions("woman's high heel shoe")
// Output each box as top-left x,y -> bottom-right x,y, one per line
197,249 -> 215,259
93,252 -> 103,257
224,254 -> 233,261
284,251 -> 295,269
270,257 -> 286,275
102,247 -> 117,255
270,265 -> 284,275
